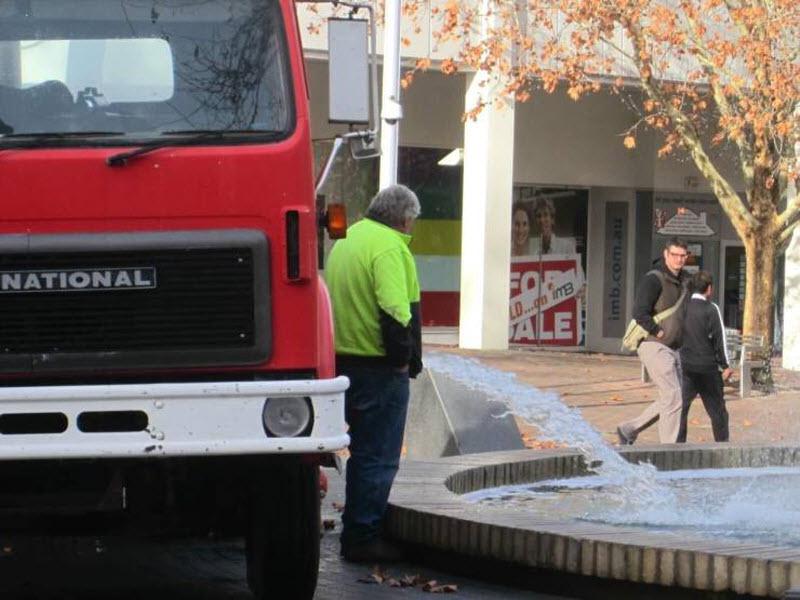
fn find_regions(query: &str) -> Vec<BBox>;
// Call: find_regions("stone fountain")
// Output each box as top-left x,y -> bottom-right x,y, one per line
387,444 -> 800,597
390,354 -> 800,598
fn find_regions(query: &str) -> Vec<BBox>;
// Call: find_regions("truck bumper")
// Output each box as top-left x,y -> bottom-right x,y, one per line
0,377 -> 349,459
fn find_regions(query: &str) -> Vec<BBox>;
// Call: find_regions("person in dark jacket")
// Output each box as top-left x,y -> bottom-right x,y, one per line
325,184 -> 422,563
677,271 -> 732,442
617,238 -> 689,444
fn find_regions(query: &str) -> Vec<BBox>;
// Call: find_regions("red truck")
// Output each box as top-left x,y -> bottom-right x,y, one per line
0,1 -> 363,598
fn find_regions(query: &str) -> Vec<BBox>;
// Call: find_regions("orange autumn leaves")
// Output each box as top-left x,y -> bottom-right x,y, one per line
397,0 -> 797,179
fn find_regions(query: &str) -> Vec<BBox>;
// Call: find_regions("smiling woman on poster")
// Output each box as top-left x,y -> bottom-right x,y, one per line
529,197 -> 577,256
511,203 -> 532,257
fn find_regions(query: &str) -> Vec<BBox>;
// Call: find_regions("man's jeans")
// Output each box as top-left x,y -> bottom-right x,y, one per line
339,365 -> 410,549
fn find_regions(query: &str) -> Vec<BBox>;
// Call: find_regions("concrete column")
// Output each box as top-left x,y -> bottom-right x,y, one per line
457,70 -> 515,350
782,137 -> 799,370
783,209 -> 800,370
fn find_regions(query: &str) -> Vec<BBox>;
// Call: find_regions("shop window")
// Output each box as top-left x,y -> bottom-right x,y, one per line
509,187 -> 588,348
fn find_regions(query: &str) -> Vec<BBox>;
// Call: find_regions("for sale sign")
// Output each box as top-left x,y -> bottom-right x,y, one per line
509,255 -> 583,346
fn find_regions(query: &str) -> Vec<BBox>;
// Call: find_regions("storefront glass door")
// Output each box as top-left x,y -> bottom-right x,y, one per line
721,243 -> 745,330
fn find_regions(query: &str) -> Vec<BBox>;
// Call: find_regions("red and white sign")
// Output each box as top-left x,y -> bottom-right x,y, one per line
509,255 -> 583,347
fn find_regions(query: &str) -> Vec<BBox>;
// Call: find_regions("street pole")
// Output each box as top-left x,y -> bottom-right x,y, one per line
379,0 -> 402,189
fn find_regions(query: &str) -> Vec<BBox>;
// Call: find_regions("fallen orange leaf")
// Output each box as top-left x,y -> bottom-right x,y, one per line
400,574 -> 424,587
356,574 -> 381,584
423,581 -> 459,593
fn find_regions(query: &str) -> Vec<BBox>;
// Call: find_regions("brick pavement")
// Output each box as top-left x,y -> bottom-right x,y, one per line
0,467 -> 569,600
318,468 -> 571,599
0,510 -> 569,600
428,346 -> 800,447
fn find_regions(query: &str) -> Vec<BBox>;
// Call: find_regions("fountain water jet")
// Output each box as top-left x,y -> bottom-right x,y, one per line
424,352 -> 675,515
388,353 -> 800,598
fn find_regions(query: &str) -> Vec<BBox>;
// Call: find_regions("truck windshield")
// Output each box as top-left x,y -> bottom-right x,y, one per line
0,0 -> 292,143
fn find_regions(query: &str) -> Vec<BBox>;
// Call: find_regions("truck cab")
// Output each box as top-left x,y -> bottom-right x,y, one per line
0,1 -> 348,597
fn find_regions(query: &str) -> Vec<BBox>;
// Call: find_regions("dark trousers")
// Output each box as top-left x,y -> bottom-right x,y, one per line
338,365 -> 409,549
677,369 -> 729,442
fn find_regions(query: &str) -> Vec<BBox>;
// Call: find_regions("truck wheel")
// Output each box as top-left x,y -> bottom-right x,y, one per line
246,463 -> 320,600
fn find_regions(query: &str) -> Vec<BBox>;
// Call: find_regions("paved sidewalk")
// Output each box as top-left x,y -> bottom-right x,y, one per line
427,345 -> 800,446
318,469 -> 571,600
0,485 -> 570,600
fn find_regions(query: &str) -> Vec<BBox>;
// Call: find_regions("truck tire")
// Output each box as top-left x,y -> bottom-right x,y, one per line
246,463 -> 320,600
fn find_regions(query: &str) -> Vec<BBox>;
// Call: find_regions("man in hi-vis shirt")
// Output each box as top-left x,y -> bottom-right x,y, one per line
326,184 -> 422,564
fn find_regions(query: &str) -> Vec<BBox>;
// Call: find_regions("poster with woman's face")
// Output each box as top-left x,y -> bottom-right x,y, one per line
531,198 -> 570,255
534,202 -> 555,245
511,206 -> 531,257
509,187 -> 588,347
511,191 -> 584,258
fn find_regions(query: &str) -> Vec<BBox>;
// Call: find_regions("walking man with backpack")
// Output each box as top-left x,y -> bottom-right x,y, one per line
617,238 -> 689,445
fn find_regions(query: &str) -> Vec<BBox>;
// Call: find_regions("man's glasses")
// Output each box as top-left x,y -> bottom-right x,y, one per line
668,251 -> 689,259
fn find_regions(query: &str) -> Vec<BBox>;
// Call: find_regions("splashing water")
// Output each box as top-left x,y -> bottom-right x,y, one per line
465,466 -> 800,547
425,352 -> 677,515
429,352 -> 800,543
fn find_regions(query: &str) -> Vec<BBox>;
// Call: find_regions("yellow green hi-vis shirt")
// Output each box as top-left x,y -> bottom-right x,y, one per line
325,218 -> 420,357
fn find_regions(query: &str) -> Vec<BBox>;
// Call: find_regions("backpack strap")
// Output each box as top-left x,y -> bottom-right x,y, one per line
653,275 -> 688,324
647,269 -> 664,283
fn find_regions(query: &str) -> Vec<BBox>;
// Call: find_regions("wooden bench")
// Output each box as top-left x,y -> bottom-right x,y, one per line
724,329 -> 770,398
641,329 -> 770,398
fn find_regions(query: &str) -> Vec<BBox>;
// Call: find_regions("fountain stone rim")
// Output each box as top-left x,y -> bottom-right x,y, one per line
387,442 -> 800,598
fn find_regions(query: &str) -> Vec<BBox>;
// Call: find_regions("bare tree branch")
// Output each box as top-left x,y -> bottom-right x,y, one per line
626,22 -> 757,235
678,7 -> 754,187
777,196 -> 800,238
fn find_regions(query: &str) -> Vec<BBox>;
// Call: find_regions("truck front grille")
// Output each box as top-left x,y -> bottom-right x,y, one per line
0,230 -> 270,373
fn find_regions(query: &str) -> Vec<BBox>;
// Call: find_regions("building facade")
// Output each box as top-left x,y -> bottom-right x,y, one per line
300,8 -> 791,356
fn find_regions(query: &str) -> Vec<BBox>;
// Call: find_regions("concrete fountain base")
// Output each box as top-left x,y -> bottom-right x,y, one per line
387,444 -> 800,598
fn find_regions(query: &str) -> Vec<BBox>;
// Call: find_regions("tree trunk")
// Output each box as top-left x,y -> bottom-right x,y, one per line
742,232 -> 776,345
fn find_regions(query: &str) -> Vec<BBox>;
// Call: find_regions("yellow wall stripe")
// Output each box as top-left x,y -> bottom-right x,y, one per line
410,219 -> 462,256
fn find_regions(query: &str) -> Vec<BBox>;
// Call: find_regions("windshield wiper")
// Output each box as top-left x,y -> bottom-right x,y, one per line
0,131 -> 126,148
106,129 -> 283,167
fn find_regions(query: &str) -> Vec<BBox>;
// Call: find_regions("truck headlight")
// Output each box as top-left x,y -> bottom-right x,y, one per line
262,397 -> 313,437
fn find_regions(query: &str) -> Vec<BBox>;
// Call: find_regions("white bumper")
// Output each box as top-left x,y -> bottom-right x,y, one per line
0,377 -> 349,460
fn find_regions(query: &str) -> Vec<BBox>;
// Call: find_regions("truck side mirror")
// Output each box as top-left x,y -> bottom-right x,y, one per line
315,10 -> 379,195
327,18 -> 369,125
